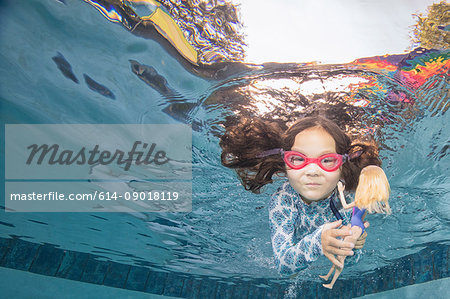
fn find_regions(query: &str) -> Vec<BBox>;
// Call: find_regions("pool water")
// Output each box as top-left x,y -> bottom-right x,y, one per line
0,0 -> 449,298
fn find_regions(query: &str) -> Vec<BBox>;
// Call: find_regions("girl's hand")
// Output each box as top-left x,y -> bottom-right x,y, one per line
321,220 -> 354,268
337,181 -> 345,193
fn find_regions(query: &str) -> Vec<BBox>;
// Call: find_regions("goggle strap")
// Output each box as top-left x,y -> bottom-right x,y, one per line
348,150 -> 363,160
342,154 -> 349,163
255,148 -> 284,158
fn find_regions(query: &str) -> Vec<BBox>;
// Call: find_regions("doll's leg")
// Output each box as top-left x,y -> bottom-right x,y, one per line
322,255 -> 345,289
319,265 -> 336,280
322,227 -> 362,289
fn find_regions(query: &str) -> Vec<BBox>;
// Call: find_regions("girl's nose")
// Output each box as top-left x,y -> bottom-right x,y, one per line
304,162 -> 321,175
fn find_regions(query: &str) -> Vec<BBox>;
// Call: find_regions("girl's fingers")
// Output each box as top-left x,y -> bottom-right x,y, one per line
328,237 -> 354,250
354,243 -> 364,250
327,247 -> 354,257
355,231 -> 368,249
357,231 -> 367,242
324,220 -> 342,231
330,228 -> 352,238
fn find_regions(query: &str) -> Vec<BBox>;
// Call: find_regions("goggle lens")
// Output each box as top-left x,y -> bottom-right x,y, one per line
284,152 -> 344,172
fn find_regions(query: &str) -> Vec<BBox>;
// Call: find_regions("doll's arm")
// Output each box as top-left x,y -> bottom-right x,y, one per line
337,181 -> 355,210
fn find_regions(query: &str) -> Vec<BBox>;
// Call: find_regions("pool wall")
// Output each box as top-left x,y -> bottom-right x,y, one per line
0,237 -> 448,298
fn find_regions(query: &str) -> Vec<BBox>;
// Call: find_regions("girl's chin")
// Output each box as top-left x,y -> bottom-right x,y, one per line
300,190 -> 334,203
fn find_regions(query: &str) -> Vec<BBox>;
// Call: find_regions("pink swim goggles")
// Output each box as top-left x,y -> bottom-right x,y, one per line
256,148 -> 362,172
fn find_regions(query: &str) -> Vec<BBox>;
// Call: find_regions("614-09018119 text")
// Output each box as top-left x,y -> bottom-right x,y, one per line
9,191 -> 179,201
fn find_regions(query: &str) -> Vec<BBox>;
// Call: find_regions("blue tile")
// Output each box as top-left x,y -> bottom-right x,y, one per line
55,250 -> 89,280
319,282 -> 334,299
247,284 -> 266,299
315,281 -> 328,298
197,278 -> 217,299
352,278 -> 365,297
329,277 -> 345,297
362,272 -> 381,295
361,276 -> 378,297
441,245 -> 449,278
432,246 -> 446,279
124,266 -> 150,292
103,262 -> 131,288
293,280 -> 314,298
1,239 -> 40,271
232,281 -> 249,299
80,255 -> 109,284
378,265 -> 395,291
181,277 -> 203,299
180,276 -> 194,298
215,281 -> 234,299
413,249 -> 433,283
278,283 -> 289,299
394,256 -> 414,288
446,245 -> 450,277
29,243 -> 65,276
163,272 -> 185,298
248,278 -> 270,299
0,238 -> 14,263
189,278 -> 202,299
144,271 -> 167,295
340,278 -> 354,297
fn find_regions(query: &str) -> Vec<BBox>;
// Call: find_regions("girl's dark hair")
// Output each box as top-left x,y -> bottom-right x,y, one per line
220,116 -> 381,193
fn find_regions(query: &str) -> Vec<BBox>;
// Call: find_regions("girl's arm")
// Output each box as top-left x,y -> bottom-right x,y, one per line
269,188 -> 324,276
337,181 -> 355,210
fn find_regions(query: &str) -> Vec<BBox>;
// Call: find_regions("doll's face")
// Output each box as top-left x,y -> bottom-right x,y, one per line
286,127 -> 342,204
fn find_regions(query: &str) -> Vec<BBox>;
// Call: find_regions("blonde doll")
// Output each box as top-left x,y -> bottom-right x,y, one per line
320,165 -> 391,289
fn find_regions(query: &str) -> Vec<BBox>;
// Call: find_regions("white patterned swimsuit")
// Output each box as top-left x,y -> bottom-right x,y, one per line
268,180 -> 351,275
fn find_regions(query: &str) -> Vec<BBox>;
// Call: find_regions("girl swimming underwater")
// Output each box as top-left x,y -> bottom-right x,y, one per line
220,116 -> 381,275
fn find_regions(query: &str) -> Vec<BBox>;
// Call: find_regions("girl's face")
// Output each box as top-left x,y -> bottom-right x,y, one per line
286,127 -> 342,204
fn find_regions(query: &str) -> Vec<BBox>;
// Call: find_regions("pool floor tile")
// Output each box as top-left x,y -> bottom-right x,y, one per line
144,270 -> 167,295
1,238 -> 40,271
231,281 -> 249,298
0,238 -> 14,263
247,284 -> 266,298
393,256 -> 414,288
103,262 -> 131,288
124,266 -> 150,292
264,283 -> 281,299
0,237 -> 448,298
215,281 -> 235,299
196,277 -> 217,298
180,276 -> 194,298
163,272 -> 185,298
189,278 -> 203,299
55,250 -> 89,280
432,246 -> 447,279
29,243 -> 65,276
80,255 -> 110,284
413,249 -> 433,283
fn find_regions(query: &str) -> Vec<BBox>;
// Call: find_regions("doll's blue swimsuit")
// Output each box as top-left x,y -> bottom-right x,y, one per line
351,207 -> 366,234
268,181 -> 351,275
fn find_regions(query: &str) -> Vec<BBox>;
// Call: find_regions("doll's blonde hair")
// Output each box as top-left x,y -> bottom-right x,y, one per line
354,165 -> 391,214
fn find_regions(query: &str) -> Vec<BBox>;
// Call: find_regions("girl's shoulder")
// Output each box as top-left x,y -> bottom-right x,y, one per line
272,180 -> 294,197
270,180 -> 298,208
